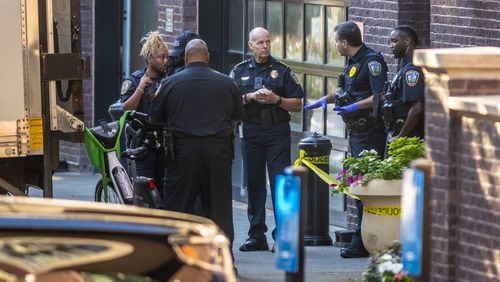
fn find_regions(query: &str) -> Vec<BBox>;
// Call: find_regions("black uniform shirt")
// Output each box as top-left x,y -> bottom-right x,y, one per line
386,56 -> 425,137
343,44 -> 388,99
340,44 -> 388,120
151,62 -> 245,137
230,56 -> 304,124
120,69 -> 163,114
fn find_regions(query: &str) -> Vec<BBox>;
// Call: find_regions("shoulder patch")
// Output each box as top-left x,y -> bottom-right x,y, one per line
405,70 -> 420,87
368,61 -> 382,77
290,71 -> 300,84
121,80 -> 132,95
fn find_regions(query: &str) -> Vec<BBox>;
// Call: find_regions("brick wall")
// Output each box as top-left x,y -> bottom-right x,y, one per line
157,0 -> 198,48
430,0 -> 500,48
415,48 -> 500,281
59,0 -> 93,171
454,115 -> 499,282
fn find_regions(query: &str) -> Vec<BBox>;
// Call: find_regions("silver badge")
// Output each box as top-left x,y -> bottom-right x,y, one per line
120,80 -> 132,95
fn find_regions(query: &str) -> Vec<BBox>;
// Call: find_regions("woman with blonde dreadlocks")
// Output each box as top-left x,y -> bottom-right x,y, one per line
120,31 -> 169,200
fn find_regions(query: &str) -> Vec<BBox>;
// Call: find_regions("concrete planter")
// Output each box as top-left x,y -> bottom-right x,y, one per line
348,179 -> 402,255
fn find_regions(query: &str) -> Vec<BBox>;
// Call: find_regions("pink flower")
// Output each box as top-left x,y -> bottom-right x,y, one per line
394,271 -> 407,281
330,183 -> 337,188
336,168 -> 348,180
347,176 -> 356,185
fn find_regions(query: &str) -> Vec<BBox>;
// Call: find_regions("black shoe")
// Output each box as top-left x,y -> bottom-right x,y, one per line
239,238 -> 269,252
340,247 -> 370,258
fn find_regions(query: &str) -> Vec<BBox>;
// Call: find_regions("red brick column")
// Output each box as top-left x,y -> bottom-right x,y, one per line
415,47 -> 500,282
157,0 -> 198,47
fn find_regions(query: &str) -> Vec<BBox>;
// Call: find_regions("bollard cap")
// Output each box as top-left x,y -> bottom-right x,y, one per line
299,132 -> 332,145
298,132 -> 332,155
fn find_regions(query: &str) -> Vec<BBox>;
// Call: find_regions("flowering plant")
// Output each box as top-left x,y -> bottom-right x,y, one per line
331,137 -> 425,193
363,242 -> 410,282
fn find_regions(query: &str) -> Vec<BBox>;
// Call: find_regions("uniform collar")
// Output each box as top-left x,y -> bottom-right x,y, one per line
186,61 -> 208,68
349,44 -> 368,64
250,56 -> 275,69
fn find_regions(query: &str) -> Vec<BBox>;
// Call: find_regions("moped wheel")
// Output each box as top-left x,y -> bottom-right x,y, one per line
94,179 -> 123,204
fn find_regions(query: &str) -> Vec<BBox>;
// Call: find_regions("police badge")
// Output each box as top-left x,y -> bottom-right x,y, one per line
405,70 -> 420,87
270,70 -> 279,79
368,61 -> 382,76
349,66 -> 357,77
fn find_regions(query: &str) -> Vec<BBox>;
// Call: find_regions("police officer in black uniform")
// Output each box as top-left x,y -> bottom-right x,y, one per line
165,31 -> 200,76
383,25 -> 424,143
151,39 -> 245,248
304,21 -> 387,258
120,31 -> 169,199
230,27 -> 304,252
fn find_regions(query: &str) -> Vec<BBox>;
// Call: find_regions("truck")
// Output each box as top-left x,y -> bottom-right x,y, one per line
0,0 -> 89,197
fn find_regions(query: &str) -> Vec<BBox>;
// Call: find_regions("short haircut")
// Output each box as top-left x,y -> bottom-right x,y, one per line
334,21 -> 362,47
394,25 -> 420,46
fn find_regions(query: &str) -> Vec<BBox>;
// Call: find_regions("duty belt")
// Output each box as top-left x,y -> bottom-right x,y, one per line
345,117 -> 381,133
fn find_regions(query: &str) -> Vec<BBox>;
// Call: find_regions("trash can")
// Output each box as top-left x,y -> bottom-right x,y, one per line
298,132 -> 333,246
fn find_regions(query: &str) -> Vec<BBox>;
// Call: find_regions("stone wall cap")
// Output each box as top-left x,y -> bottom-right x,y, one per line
448,95 -> 500,119
414,47 -> 500,69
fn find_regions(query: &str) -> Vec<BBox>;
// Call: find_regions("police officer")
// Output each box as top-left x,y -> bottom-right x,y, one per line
304,21 -> 387,258
383,25 -> 424,143
165,31 -> 200,76
150,39 -> 245,248
120,31 -> 168,199
230,27 -> 304,252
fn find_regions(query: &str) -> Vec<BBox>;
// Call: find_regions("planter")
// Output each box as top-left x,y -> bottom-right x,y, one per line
348,179 -> 402,255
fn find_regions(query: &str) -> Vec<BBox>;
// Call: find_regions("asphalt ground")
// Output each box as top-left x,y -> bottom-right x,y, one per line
29,172 -> 369,281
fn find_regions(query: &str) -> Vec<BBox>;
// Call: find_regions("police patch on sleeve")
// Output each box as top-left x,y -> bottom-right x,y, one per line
368,61 -> 382,77
405,70 -> 420,87
120,80 -> 132,95
290,71 -> 300,84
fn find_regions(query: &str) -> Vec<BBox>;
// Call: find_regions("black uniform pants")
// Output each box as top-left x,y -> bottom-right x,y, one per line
163,137 -> 234,245
242,122 -> 291,242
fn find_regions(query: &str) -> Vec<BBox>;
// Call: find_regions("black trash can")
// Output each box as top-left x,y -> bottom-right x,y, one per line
298,132 -> 333,246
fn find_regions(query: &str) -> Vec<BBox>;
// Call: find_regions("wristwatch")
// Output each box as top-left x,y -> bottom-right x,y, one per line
276,96 -> 282,106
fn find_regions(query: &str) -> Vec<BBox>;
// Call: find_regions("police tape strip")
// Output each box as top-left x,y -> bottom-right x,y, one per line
294,150 -> 360,200
364,206 -> 401,217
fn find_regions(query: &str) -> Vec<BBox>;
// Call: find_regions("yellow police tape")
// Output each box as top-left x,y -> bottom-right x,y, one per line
294,150 -> 359,200
364,206 -> 401,217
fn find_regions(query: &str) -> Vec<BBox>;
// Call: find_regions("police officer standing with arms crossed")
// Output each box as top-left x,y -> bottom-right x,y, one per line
304,21 -> 387,258
231,27 -> 304,252
151,39 -> 245,250
383,25 -> 424,143
120,31 -> 169,200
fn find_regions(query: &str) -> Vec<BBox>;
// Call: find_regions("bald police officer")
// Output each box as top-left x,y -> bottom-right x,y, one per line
151,39 -> 245,247
230,27 -> 304,252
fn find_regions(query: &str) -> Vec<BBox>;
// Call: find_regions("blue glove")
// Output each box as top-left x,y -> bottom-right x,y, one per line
333,103 -> 359,115
304,97 -> 327,110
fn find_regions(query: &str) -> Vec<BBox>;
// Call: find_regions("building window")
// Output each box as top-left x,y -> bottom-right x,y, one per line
244,0 -> 346,142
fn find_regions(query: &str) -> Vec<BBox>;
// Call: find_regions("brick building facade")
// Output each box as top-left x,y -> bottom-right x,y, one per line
61,1 -> 498,280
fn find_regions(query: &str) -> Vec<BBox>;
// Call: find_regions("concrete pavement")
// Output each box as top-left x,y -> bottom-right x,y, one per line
30,172 -> 369,281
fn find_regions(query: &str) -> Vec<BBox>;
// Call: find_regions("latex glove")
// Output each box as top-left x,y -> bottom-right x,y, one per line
333,103 -> 359,115
304,97 -> 327,110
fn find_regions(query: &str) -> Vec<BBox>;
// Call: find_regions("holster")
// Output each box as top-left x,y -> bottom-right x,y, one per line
162,129 -> 175,160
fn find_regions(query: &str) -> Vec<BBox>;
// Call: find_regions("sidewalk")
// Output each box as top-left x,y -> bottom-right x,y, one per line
32,172 -> 369,281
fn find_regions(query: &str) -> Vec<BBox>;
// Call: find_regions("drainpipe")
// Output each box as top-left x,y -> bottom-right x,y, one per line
122,0 -> 131,78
